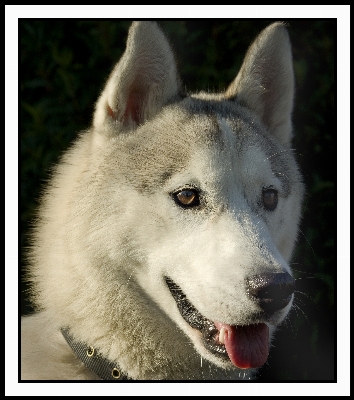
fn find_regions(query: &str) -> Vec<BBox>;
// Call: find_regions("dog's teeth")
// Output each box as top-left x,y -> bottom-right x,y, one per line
219,327 -> 226,344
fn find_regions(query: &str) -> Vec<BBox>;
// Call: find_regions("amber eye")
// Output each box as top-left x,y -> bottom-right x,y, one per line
262,188 -> 278,211
173,188 -> 200,208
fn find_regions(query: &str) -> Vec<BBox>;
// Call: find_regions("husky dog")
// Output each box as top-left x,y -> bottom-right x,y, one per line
21,21 -> 304,380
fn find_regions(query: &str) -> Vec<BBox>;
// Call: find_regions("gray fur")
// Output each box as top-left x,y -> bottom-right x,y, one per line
22,21 -> 304,380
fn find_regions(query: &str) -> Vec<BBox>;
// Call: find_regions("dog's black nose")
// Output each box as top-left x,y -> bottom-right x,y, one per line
246,272 -> 295,314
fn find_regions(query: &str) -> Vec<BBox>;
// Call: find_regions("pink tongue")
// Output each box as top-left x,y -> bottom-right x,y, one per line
214,322 -> 269,369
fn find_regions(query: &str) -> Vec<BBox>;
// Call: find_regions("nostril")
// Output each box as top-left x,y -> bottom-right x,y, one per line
246,272 -> 295,313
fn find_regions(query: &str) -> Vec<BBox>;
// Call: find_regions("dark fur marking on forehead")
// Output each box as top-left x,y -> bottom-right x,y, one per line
182,97 -> 240,119
179,97 -> 246,148
110,96 -> 297,196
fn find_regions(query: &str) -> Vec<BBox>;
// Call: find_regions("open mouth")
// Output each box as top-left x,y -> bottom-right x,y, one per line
164,276 -> 269,369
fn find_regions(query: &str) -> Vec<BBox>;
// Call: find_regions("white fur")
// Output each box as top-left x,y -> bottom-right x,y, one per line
22,21 -> 303,380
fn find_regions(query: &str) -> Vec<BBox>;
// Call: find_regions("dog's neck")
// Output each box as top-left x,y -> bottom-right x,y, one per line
60,328 -> 132,381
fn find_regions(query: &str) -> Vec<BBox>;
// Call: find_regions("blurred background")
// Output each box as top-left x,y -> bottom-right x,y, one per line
20,20 -> 335,381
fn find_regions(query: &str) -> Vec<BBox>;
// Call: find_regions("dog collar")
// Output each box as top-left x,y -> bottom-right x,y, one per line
61,328 -> 131,381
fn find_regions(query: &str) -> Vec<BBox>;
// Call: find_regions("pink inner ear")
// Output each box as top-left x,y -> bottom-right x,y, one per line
107,104 -> 116,119
122,90 -> 142,125
107,89 -> 142,125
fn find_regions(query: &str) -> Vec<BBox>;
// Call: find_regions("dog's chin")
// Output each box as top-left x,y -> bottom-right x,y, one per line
164,276 -> 271,370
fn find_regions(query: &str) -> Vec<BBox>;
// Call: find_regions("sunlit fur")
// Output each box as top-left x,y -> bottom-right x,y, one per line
22,21 -> 303,380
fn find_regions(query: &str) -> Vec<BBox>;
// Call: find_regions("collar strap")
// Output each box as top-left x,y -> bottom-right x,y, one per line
61,328 -> 131,381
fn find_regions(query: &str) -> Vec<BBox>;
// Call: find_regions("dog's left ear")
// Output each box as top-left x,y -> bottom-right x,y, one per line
94,21 -> 181,131
226,22 -> 294,146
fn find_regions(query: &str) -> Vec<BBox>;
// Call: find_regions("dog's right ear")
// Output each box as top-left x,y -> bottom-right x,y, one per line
93,21 -> 181,131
